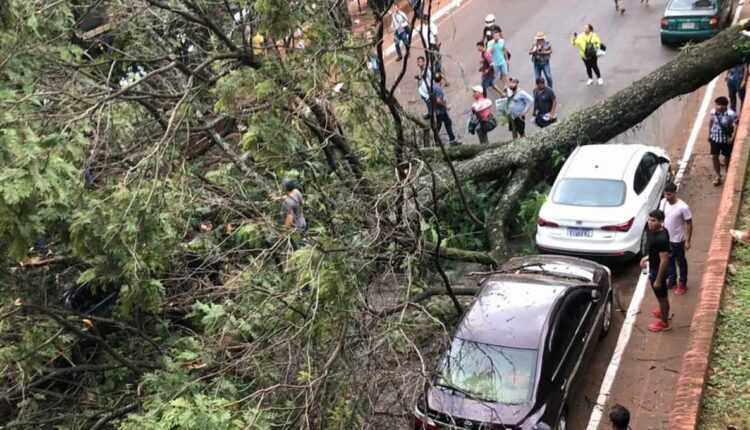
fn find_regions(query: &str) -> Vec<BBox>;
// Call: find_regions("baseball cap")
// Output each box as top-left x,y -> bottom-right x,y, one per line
485,14 -> 495,24
471,85 -> 484,93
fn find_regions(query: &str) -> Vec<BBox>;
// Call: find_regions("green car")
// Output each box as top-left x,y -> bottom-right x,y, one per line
660,0 -> 735,45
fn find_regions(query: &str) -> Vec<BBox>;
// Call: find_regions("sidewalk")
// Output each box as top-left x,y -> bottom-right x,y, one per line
596,24 -> 750,430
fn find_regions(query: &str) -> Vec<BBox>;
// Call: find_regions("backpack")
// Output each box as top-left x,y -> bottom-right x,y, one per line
584,40 -> 597,59
481,114 -> 498,132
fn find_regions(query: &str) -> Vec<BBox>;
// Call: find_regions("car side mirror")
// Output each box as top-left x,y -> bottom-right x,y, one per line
591,289 -> 601,302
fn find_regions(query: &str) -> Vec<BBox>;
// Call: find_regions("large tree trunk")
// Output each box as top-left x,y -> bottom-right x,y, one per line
416,24 -> 749,207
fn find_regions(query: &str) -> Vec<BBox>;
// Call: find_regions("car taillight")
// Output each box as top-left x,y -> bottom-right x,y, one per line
601,217 -> 634,232
413,415 -> 439,430
661,17 -> 669,29
709,16 -> 719,28
537,217 -> 559,228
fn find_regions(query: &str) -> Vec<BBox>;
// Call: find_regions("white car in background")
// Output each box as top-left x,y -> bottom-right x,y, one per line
536,144 -> 671,260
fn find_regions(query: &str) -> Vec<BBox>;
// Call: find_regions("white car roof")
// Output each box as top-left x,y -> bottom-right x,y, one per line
561,144 -> 650,181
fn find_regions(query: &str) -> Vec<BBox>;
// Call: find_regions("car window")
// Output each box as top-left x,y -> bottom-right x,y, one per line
552,179 -> 626,207
438,338 -> 538,403
669,0 -> 716,10
633,153 -> 658,195
549,291 -> 594,379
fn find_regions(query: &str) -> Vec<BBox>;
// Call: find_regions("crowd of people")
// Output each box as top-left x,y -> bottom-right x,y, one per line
397,5 -> 607,146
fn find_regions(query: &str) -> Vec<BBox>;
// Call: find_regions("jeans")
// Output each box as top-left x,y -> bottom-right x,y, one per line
667,241 -> 688,284
727,78 -> 746,112
481,74 -> 494,97
534,62 -> 553,88
394,29 -> 410,59
435,112 -> 456,141
583,57 -> 601,79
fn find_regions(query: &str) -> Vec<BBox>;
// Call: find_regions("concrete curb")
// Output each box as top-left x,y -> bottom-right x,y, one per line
667,92 -> 750,428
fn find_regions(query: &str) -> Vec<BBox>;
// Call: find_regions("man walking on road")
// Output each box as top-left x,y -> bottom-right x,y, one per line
529,32 -> 553,89
662,182 -> 693,295
506,77 -> 534,139
476,42 -> 503,97
429,74 -> 458,146
532,77 -> 557,128
708,96 -> 738,186
390,4 -> 410,62
641,209 -> 672,332
488,29 -> 510,94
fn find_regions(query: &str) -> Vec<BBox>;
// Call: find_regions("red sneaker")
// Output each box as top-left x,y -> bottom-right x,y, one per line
675,282 -> 687,295
651,308 -> 662,318
648,321 -> 672,332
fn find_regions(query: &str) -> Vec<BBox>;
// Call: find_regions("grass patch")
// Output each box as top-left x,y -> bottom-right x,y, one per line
699,174 -> 750,430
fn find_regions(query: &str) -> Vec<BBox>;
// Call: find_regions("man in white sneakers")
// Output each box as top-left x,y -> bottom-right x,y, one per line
662,182 -> 693,295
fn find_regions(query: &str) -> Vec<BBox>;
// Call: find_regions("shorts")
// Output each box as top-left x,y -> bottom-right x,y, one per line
508,116 -> 525,135
648,270 -> 669,298
493,63 -> 509,78
709,139 -> 733,157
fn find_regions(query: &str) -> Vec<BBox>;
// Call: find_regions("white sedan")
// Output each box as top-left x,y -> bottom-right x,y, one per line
535,144 -> 671,260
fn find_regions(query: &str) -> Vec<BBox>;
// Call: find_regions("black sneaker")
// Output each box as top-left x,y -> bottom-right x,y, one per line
396,56 -> 403,62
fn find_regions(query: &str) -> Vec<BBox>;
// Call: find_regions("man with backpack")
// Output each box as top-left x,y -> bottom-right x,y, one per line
708,96 -> 738,186
390,4 -> 410,61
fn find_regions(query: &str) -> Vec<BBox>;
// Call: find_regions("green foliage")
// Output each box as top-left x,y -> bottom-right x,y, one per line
517,189 -> 549,239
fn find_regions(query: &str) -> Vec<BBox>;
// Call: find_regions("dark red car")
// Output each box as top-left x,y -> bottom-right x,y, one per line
413,255 -> 613,430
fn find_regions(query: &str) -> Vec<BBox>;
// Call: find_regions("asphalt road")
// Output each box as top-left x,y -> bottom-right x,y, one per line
385,0 -> 704,427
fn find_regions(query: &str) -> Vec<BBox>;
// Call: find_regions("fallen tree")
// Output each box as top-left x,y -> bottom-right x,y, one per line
413,22 -> 750,257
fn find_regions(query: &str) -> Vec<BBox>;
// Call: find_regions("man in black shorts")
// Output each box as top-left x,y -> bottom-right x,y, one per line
640,209 -> 671,332
708,96 -> 738,186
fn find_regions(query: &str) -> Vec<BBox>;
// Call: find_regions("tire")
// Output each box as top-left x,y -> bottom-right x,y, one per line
600,293 -> 613,339
556,408 -> 568,430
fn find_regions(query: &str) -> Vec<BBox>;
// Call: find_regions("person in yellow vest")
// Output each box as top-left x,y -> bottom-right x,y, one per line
571,24 -> 603,86
251,28 -> 265,57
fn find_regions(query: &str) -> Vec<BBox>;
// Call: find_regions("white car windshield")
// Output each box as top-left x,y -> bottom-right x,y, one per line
437,338 -> 537,404
552,178 -> 626,207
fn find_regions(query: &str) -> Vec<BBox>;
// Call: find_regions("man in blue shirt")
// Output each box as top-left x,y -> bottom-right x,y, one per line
725,63 -> 747,112
505,77 -> 534,139
429,74 -> 458,145
489,28 -> 509,93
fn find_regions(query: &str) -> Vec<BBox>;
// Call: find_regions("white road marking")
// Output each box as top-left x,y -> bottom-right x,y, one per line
383,0 -> 462,58
585,4 -> 744,429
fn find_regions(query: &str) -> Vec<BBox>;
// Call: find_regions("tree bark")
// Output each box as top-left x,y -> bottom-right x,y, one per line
416,24 -> 749,206
485,167 -> 534,261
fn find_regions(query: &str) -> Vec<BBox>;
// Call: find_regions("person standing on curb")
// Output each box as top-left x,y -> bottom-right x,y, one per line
572,24 -> 603,86
390,4 -> 410,62
532,77 -> 557,128
469,85 -> 495,144
505,77 -> 534,139
429,74 -> 458,146
662,182 -> 693,295
609,404 -> 630,430
416,56 -> 432,119
481,14 -> 503,46
489,28 -> 510,94
641,209 -> 672,332
529,32 -> 553,89
726,63 -> 747,113
708,96 -> 738,186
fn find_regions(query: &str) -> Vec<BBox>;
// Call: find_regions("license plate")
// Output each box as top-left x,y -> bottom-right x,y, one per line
567,227 -> 593,238
681,22 -> 696,29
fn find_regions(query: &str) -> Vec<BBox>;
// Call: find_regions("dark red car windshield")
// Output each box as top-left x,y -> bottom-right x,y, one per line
437,338 -> 538,404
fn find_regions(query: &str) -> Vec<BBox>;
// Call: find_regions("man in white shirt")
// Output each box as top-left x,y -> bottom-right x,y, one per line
418,17 -> 448,85
390,4 -> 410,61
662,182 -> 693,295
